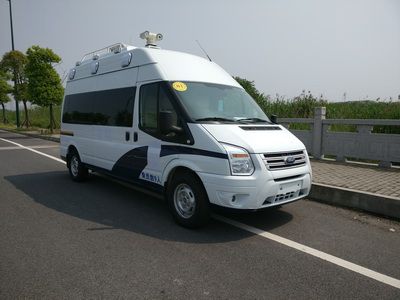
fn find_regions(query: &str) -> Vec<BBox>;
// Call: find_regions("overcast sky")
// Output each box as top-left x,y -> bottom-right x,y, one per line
1,0 -> 399,102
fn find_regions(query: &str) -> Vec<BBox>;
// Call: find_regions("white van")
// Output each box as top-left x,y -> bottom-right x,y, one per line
60,32 -> 312,228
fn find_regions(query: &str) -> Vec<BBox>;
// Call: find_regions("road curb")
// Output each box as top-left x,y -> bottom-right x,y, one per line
309,183 -> 400,220
0,128 -> 60,143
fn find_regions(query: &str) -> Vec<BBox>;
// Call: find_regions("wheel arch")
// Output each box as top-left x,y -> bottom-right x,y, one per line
162,160 -> 206,197
164,162 -> 211,228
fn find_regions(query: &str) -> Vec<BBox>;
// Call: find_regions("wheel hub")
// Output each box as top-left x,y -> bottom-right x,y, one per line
174,183 -> 196,219
70,156 -> 79,177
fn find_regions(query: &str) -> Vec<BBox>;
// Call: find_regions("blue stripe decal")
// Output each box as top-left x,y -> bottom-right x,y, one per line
87,162 -> 163,193
112,146 -> 148,181
160,145 -> 228,159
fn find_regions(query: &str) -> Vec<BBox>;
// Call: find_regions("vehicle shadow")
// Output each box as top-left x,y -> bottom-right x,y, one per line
5,171 -> 293,244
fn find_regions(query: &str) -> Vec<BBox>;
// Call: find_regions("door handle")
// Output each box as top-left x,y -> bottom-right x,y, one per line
133,132 -> 138,142
125,131 -> 130,141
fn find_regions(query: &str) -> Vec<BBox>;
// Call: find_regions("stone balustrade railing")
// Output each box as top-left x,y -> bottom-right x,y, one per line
278,107 -> 400,167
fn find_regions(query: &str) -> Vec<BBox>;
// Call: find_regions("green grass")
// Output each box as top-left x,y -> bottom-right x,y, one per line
259,97 -> 400,134
1,98 -> 399,134
3,105 -> 61,130
261,98 -> 400,120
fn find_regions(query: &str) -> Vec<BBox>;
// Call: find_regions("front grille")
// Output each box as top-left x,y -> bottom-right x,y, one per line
274,174 -> 303,182
263,150 -> 306,171
263,190 -> 302,205
275,191 -> 296,202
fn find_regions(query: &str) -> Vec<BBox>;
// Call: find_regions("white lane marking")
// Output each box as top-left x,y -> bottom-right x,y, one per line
0,145 -> 59,151
0,138 -> 66,164
2,135 -> 400,290
213,215 -> 400,290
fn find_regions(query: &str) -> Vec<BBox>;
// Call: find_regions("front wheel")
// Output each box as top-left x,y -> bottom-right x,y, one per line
67,151 -> 88,182
167,171 -> 210,228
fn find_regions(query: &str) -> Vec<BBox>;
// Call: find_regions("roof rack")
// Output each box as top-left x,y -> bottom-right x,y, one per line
79,43 -> 127,63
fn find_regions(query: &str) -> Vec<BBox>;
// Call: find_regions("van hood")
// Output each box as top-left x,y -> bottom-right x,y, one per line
201,124 -> 306,154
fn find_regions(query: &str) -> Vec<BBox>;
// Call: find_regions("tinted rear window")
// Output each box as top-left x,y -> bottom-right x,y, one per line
62,87 -> 135,127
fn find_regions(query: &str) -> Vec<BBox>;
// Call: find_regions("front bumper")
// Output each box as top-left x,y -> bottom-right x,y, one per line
197,166 -> 311,210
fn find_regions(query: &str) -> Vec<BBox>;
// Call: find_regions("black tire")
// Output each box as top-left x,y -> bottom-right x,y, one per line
167,170 -> 210,228
67,150 -> 88,182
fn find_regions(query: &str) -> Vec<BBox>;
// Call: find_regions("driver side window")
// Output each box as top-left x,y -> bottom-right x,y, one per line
140,83 -> 158,130
139,82 -> 184,142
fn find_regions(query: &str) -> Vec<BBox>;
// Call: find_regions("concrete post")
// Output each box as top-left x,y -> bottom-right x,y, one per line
312,107 -> 326,159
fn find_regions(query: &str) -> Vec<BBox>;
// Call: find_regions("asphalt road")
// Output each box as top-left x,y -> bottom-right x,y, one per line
1,129 -> 400,299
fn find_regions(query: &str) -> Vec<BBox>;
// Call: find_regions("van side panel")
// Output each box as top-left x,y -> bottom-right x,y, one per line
160,124 -> 231,184
137,64 -> 164,83
93,67 -> 137,90
90,68 -> 138,170
61,66 -> 138,169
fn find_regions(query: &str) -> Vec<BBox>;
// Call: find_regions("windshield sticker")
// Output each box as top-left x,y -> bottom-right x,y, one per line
218,100 -> 224,112
172,82 -> 187,92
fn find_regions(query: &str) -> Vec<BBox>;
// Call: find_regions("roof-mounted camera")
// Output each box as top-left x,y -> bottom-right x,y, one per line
140,31 -> 163,47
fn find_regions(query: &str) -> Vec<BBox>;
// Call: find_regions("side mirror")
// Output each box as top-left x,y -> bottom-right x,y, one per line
159,111 -> 183,135
270,114 -> 278,124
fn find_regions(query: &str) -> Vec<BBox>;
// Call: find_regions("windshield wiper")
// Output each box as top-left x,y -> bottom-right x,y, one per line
237,117 -> 270,123
195,117 -> 236,123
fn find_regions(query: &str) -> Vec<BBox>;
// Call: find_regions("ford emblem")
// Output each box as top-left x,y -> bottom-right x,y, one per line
285,156 -> 296,164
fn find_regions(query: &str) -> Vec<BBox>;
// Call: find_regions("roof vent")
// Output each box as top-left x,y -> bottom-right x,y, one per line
240,126 -> 282,131
140,31 -> 163,47
109,44 -> 123,54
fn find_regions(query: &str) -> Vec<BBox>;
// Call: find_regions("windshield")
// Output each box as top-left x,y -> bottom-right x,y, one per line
169,81 -> 270,123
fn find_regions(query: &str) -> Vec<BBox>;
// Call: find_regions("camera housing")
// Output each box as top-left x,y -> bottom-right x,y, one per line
140,31 -> 163,47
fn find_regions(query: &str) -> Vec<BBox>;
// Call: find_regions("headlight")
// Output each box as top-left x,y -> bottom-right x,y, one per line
221,143 -> 254,176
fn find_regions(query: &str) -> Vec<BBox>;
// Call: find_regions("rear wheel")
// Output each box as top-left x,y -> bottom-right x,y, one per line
167,171 -> 210,228
67,150 -> 88,182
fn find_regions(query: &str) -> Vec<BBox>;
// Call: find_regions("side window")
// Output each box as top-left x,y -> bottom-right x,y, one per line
62,93 -> 93,124
140,82 -> 185,142
93,87 -> 135,127
140,83 -> 158,130
114,90 -> 134,127
62,87 -> 135,127
159,85 -> 178,128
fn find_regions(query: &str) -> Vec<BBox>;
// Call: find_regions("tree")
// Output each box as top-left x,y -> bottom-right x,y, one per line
0,71 -> 12,124
25,46 -> 64,132
234,76 -> 266,105
0,51 -> 30,127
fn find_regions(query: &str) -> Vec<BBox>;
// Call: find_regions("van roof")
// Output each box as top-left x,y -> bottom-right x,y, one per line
68,44 -> 241,88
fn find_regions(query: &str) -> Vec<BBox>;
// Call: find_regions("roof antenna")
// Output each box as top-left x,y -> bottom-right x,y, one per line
196,40 -> 212,62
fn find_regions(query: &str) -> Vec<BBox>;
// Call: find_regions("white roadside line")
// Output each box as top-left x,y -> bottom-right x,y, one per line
213,215 -> 400,290
1,136 -> 400,290
0,145 -> 59,151
0,138 -> 66,164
